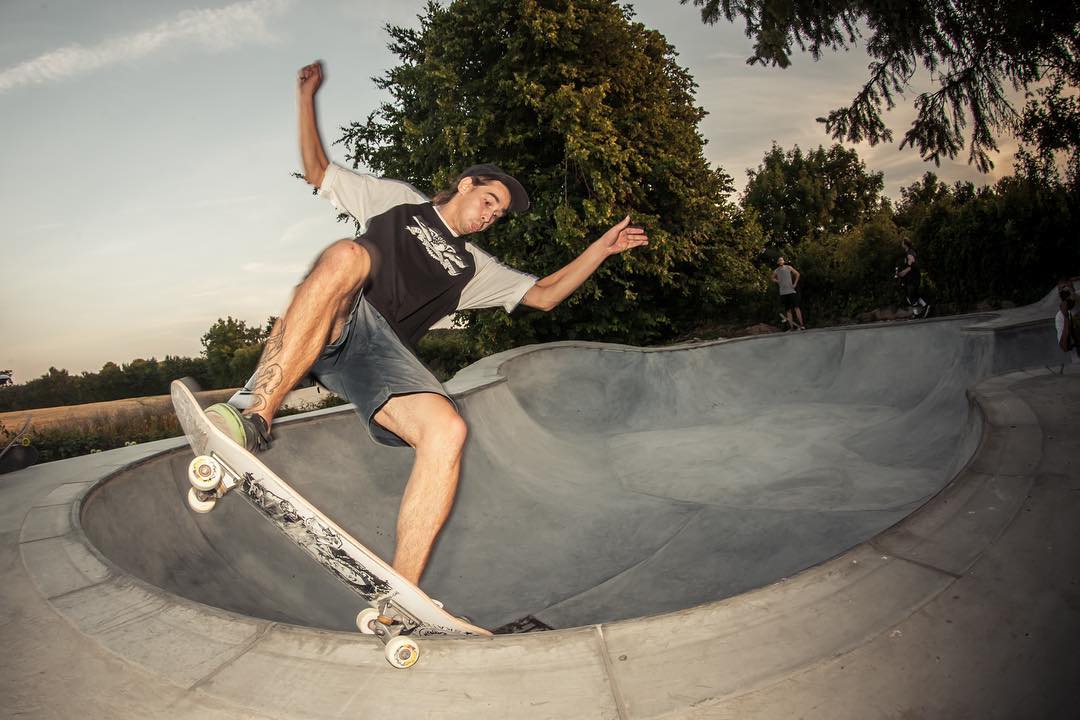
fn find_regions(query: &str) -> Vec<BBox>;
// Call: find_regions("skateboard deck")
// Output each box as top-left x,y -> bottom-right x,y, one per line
170,378 -> 489,667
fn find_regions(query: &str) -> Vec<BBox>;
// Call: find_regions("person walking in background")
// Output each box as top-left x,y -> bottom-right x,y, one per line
772,256 -> 805,330
897,240 -> 930,318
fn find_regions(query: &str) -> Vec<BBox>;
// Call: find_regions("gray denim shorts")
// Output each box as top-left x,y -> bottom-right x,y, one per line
307,294 -> 452,447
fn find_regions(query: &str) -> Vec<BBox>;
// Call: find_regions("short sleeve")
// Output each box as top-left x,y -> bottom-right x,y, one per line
456,242 -> 537,313
318,163 -> 428,232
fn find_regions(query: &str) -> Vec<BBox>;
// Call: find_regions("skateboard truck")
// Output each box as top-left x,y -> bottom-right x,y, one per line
186,455 -> 239,513
356,607 -> 421,669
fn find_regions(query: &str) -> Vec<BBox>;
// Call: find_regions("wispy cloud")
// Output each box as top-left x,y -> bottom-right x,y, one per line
0,0 -> 291,94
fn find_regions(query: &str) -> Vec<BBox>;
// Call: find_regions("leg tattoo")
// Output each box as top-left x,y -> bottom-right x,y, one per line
249,321 -> 287,415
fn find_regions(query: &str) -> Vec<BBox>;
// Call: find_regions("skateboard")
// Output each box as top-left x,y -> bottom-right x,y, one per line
778,312 -> 805,331
170,378 -> 490,668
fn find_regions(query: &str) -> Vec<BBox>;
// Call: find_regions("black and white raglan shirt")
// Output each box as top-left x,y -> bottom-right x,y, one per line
319,163 -> 538,351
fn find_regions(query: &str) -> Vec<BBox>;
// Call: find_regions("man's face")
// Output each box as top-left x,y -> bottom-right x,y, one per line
456,177 -> 511,234
777,257 -> 785,267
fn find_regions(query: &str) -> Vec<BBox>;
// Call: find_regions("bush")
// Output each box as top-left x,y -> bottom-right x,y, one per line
31,410 -> 183,463
417,330 -> 483,382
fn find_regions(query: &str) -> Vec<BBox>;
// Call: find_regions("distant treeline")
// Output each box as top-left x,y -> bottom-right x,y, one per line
0,357 -> 213,412
0,317 -> 268,412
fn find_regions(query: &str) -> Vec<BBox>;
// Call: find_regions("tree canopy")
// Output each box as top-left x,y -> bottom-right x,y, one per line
743,142 -> 885,249
340,0 -> 760,352
681,0 -> 1080,176
200,316 -> 273,389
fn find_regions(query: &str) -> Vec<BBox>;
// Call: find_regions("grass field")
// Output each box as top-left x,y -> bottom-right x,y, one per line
0,386 -> 341,464
0,388 -> 236,464
0,388 -> 238,432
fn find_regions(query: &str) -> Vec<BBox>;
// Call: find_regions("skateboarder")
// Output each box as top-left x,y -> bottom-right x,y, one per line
896,240 -> 929,318
771,256 -> 805,330
208,61 -> 648,585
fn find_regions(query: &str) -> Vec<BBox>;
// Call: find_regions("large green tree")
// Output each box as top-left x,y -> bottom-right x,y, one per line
682,0 -> 1080,174
340,0 -> 760,352
743,142 -> 885,249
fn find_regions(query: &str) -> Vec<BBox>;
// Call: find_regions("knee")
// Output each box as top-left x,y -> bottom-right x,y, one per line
308,239 -> 371,294
419,411 -> 468,456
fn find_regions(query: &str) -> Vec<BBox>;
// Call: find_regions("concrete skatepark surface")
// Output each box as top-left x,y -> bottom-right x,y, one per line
82,318 -> 994,631
5,291 -> 1079,718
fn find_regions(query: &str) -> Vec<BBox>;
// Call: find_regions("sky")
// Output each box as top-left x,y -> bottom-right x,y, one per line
0,0 -> 1017,384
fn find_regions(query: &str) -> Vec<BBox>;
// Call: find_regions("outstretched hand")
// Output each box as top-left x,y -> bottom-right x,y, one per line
600,215 -> 649,256
297,61 -> 323,97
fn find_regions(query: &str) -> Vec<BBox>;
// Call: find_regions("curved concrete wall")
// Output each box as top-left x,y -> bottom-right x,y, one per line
81,304 -> 1064,632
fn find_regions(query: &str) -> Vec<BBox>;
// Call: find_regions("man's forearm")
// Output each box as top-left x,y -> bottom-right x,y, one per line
298,93 -> 328,187
526,242 -> 609,311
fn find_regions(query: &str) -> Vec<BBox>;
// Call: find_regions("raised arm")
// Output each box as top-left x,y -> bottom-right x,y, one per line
297,62 -> 329,187
522,216 -> 648,312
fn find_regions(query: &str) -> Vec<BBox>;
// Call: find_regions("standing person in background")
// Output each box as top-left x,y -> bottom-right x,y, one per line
772,256 -> 806,330
897,240 -> 930,318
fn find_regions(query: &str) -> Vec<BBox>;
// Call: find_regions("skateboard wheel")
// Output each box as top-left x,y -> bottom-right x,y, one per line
384,636 -> 420,669
356,608 -> 381,635
189,455 -> 223,492
187,486 -> 218,514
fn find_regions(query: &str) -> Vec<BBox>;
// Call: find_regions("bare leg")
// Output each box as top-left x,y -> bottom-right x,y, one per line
795,307 -> 805,327
373,393 -> 468,584
785,309 -> 794,327
247,239 -> 370,428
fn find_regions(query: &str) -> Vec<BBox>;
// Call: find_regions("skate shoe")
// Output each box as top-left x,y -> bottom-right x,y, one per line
205,403 -> 272,452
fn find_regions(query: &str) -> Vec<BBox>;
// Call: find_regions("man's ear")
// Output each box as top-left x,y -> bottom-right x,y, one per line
457,176 -> 475,194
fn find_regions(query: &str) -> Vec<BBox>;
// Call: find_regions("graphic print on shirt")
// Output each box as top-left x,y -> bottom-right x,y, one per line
407,216 -> 467,276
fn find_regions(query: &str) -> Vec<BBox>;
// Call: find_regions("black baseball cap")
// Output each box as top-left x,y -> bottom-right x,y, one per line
456,163 -> 531,213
